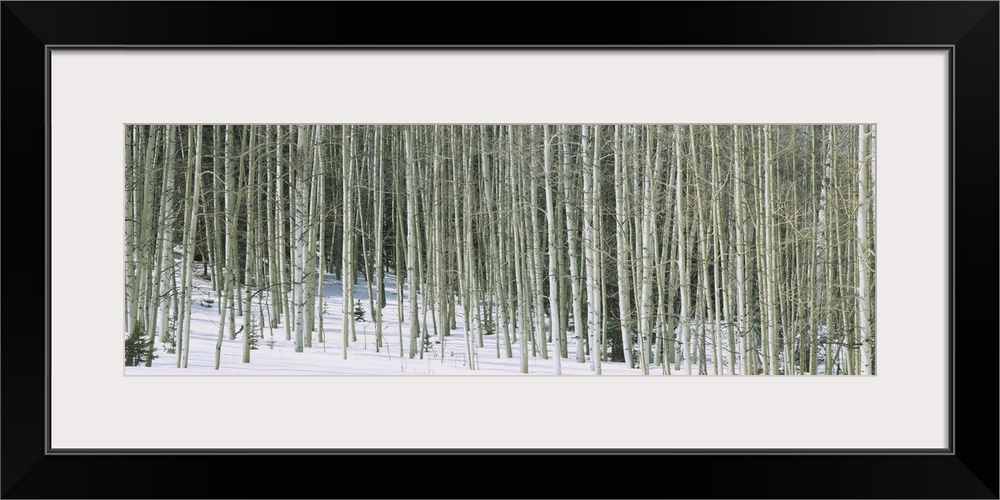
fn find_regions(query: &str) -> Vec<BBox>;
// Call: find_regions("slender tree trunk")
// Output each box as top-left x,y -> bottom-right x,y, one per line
709,125 -> 731,374
582,125 -> 602,374
342,125 -> 356,360
543,126 -> 563,375
374,126 -> 386,352
857,125 -> 873,375
130,126 -> 158,362
208,127 -> 223,303
180,126 -> 202,368
529,126 -> 548,361
275,127 -> 291,339
125,125 -> 137,336
824,126 -> 836,374
315,126 -> 326,345
243,126 -> 258,363
733,126 -> 747,375
405,126 -> 421,358
808,125 -> 819,374
592,126 -> 604,373
394,128 -> 407,359
483,127 -> 512,359
560,126 -> 586,363
637,126 -> 663,375
176,133 -> 193,367
432,126 -> 447,358
265,126 -> 281,329
693,133 -> 716,375
612,125 -> 634,368
215,126 -> 238,368
762,125 -> 779,374
293,126 -> 307,353
675,126 -> 692,375
148,125 -> 176,366
510,126 -> 530,374
301,129 -> 317,349
461,127 -> 478,367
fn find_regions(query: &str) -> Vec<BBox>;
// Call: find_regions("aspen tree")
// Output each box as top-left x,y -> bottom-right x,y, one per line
405,126 -> 421,358
675,126 -> 692,375
560,126 -> 586,363
612,125 -> 634,368
857,125 -> 873,375
343,125 -> 356,360
582,125 -> 602,373
374,126 -> 386,351
243,126 -> 257,363
182,126 -> 203,369
529,126 -> 548,361
509,126 -> 530,373
543,125 -> 563,374
148,125 -> 176,366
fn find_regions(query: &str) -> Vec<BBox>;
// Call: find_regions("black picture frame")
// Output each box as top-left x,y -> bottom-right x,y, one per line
3,2 -> 996,498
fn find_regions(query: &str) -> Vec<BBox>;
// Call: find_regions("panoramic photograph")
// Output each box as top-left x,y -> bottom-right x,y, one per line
124,124 -> 875,375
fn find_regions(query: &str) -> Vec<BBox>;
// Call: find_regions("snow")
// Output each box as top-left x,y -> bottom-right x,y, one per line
126,267 -> 829,375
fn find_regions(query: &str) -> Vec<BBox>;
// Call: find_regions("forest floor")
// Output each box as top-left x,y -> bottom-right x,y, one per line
125,268 -> 729,375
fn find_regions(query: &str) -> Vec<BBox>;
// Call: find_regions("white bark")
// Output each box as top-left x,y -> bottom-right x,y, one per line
182,126 -> 203,369
582,125 -> 601,374
405,126 -> 420,358
510,126 -> 530,374
638,126 -> 662,375
152,125 -> 176,366
374,126 -> 386,351
293,126 -> 306,353
857,125 -> 873,375
275,127 -> 291,338
675,126 -> 692,375
243,126 -> 257,363
763,125 -> 779,374
733,126 -> 748,375
612,125 -> 634,368
529,126 -> 548,361
342,125 -> 355,360
543,126 -> 563,375
561,126 -> 586,363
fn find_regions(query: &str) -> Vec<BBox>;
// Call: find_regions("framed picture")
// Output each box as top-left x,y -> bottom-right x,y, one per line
4,2 -> 995,498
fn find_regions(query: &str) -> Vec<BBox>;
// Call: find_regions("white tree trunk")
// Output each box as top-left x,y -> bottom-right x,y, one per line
560,126 -> 586,363
763,125 -> 779,374
857,125 -> 873,375
182,126 -> 203,369
243,126 -> 257,363
612,125 -> 634,369
543,126 -> 563,375
374,126 -> 386,352
405,126 -> 420,358
529,126 -> 548,361
638,126 -> 663,375
151,125 -> 176,366
293,126 -> 306,353
582,125 -> 601,374
732,126 -> 748,375
674,127 -> 692,375
342,125 -> 356,360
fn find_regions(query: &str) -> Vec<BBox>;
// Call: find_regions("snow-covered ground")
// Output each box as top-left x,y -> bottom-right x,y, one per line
127,268 -> 816,375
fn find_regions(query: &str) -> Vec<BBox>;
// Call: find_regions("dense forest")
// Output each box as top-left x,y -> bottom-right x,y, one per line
125,124 -> 875,375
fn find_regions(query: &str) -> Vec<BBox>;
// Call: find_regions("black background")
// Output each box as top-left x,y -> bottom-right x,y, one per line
2,2 -> 996,498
